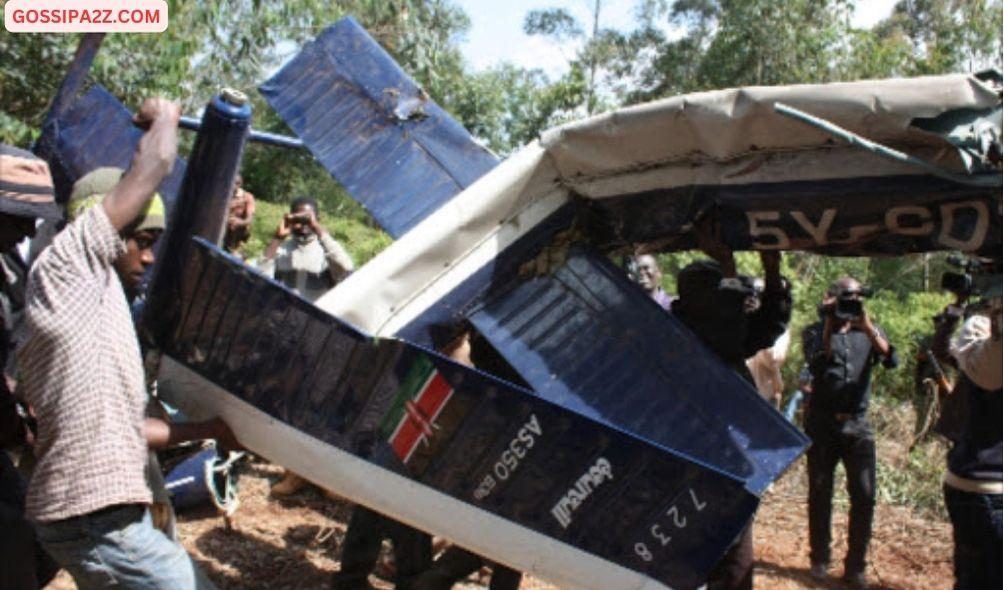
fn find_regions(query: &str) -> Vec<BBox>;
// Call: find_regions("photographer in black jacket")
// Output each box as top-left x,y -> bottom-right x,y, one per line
672,222 -> 791,590
930,262 -> 1001,590
802,277 -> 897,589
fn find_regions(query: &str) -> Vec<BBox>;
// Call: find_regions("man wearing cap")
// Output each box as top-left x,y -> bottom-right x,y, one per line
671,222 -> 791,590
17,98 -> 236,590
0,144 -> 63,590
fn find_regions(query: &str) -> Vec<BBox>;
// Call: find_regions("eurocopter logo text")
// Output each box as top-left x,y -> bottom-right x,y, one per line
551,457 -> 614,529
5,0 -> 168,33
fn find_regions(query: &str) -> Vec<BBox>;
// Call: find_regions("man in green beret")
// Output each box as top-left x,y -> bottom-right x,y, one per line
65,166 -> 167,298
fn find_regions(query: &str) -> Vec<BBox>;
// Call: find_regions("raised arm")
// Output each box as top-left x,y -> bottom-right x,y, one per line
743,251 -> 791,354
241,191 -> 256,224
228,190 -> 256,228
306,211 -> 354,283
101,98 -> 180,232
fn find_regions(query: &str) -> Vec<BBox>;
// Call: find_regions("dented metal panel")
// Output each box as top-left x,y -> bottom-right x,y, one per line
33,85 -> 186,210
160,238 -> 771,589
468,245 -> 808,495
259,17 -> 499,238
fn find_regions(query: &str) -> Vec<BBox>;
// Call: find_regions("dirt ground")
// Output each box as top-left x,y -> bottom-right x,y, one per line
44,453 -> 953,590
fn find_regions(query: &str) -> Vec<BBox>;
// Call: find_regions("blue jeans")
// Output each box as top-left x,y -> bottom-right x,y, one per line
34,504 -> 216,590
944,484 -> 1002,590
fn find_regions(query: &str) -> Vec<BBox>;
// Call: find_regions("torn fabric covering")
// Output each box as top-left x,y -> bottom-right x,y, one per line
321,72 -> 1001,336
543,73 -> 1002,256
542,73 -> 1000,185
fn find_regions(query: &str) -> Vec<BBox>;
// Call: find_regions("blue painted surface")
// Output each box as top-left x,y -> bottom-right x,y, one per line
468,245 -> 808,496
164,447 -> 217,510
259,17 -> 499,239
163,238 -> 771,588
41,33 -> 105,132
32,85 -> 186,210
396,206 -> 578,349
142,92 -> 251,348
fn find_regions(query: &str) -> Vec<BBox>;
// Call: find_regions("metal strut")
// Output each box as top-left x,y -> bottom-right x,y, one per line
773,102 -> 1001,188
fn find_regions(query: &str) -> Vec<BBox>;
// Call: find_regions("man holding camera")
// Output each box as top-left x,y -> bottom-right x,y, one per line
672,222 -> 792,590
260,196 -> 354,303
802,277 -> 898,589
930,267 -> 1001,590
260,197 -> 354,496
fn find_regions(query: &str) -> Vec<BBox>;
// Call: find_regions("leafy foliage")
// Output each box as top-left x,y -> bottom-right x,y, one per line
524,7 -> 584,40
440,64 -> 586,155
1,0 -> 998,409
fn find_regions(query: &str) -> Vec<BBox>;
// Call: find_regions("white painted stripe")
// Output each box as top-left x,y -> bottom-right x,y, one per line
316,143 -> 568,336
376,188 -> 569,337
158,356 -> 674,590
164,476 -> 196,490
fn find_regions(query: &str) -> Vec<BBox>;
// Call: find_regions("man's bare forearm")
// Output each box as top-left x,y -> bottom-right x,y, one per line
263,237 -> 283,260
868,331 -> 891,357
102,99 -> 180,231
143,417 -> 234,450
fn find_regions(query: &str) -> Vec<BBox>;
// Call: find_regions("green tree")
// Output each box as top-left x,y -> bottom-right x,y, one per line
523,2 -> 632,114
623,0 -> 856,103
0,1 -> 476,260
438,63 -> 585,155
875,0 -> 1003,74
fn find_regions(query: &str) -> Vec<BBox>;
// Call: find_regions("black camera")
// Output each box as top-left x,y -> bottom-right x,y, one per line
941,256 -> 1002,299
818,286 -> 873,321
836,297 -> 863,320
940,271 -> 971,296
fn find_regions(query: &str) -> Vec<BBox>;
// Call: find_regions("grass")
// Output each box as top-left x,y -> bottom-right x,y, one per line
798,395 -> 950,520
871,395 -> 949,518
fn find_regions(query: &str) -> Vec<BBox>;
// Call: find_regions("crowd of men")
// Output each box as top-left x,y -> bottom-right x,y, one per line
630,250 -> 1000,590
1,97 -> 1000,590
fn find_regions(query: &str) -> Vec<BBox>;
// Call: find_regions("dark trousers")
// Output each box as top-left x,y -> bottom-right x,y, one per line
806,414 -> 876,574
0,500 -> 59,590
706,521 -> 753,590
412,546 -> 521,590
944,484 -> 1002,590
0,454 -> 59,590
331,506 -> 432,590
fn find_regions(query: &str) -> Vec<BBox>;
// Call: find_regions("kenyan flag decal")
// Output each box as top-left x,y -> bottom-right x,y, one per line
383,355 -> 455,464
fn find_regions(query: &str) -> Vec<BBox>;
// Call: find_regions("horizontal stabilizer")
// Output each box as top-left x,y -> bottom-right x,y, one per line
260,17 -> 499,238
